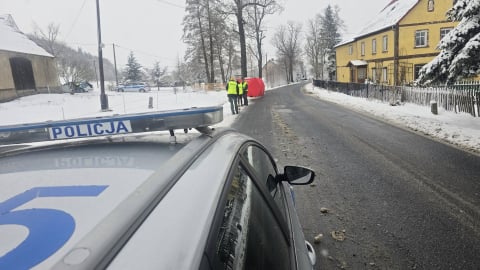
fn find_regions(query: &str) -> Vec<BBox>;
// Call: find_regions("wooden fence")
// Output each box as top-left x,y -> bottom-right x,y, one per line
312,80 -> 480,117
192,82 -> 225,91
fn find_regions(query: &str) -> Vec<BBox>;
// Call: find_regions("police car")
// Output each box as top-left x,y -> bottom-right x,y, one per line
0,106 -> 316,269
115,82 -> 150,92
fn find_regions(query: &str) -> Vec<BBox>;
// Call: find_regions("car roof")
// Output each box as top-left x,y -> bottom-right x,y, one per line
1,130 -> 248,269
0,107 -> 246,269
108,131 -> 250,269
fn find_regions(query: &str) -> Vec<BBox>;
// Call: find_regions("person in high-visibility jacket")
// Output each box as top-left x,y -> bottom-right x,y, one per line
226,77 -> 239,114
241,78 -> 248,106
237,79 -> 244,106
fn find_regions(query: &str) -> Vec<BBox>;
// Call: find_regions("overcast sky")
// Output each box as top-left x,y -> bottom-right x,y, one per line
2,0 -> 388,71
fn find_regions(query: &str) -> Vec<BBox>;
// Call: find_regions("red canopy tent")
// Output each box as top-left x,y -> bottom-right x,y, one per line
245,77 -> 265,97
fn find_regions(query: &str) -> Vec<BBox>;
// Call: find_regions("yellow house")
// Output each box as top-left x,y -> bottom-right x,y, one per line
335,0 -> 458,86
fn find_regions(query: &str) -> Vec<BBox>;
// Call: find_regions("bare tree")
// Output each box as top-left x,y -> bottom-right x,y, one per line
231,0 -> 248,78
272,21 -> 302,83
223,32 -> 239,81
57,48 -> 96,83
184,0 -> 233,83
184,0 -> 282,81
32,22 -> 61,56
305,16 -> 323,79
205,0 -> 215,82
304,5 -> 343,80
245,0 -> 283,78
219,0 -> 273,78
183,0 -> 211,82
210,6 -> 232,83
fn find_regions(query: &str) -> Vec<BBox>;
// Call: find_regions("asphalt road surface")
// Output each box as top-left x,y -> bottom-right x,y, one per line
233,83 -> 480,270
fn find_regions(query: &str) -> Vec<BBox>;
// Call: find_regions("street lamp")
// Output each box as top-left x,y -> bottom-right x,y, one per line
96,0 -> 109,111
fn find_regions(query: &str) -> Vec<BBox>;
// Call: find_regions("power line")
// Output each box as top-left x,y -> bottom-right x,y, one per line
157,0 -> 184,9
65,0 -> 88,39
68,42 -> 98,47
114,43 -> 178,62
62,41 -> 180,68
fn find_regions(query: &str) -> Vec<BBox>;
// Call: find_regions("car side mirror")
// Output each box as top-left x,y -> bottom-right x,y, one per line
283,166 -> 315,185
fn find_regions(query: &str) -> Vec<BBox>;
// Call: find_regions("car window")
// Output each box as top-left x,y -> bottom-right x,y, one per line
241,145 -> 287,218
211,164 -> 290,270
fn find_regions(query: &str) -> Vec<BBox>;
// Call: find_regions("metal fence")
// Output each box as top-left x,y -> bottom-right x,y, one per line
312,80 -> 480,117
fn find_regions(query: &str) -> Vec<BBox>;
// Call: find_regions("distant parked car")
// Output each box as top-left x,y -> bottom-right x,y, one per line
62,81 -> 93,93
79,81 -> 93,91
115,82 -> 150,92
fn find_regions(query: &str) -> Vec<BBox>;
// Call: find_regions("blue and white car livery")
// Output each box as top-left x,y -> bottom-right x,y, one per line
0,106 -> 317,270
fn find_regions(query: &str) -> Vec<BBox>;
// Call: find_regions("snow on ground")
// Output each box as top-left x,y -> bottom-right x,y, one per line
0,84 -> 478,154
0,87 -> 239,128
306,83 -> 480,154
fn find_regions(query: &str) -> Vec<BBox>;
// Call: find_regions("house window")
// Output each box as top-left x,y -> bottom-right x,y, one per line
372,39 -> 377,54
415,30 -> 429,47
372,68 -> 377,82
361,42 -> 365,56
414,64 -> 426,80
382,67 -> 388,83
440,28 -> 453,40
382,35 -> 388,52
428,0 -> 434,12
349,45 -> 353,55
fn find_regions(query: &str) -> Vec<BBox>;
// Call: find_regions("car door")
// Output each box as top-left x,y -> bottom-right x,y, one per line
239,144 -> 315,269
125,83 -> 134,92
202,160 -> 294,270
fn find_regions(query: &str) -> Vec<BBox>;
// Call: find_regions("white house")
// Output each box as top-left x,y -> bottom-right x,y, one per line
0,14 -> 60,102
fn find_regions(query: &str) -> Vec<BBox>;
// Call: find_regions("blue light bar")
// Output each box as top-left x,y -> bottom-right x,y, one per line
0,106 -> 223,145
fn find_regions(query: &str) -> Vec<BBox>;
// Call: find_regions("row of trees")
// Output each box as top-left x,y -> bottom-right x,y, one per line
182,0 -> 282,84
31,0 -> 479,89
181,0 -> 478,87
182,0 -> 344,85
31,1 -> 345,88
158,0 -> 480,87
123,52 -> 172,88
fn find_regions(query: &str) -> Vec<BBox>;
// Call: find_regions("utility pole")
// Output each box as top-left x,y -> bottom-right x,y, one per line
96,0 -> 109,111
265,53 -> 268,87
113,43 -> 119,87
393,23 -> 399,86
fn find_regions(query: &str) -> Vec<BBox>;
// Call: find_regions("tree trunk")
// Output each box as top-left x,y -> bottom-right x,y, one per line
236,2 -> 248,78
257,38 -> 263,78
217,44 -> 226,83
197,8 -> 210,82
206,0 -> 215,83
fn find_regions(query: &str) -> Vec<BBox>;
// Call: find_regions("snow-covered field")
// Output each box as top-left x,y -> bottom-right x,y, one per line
0,87 -> 238,128
0,84 -> 478,154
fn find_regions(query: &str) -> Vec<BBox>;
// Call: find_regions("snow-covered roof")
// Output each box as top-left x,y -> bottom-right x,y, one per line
335,36 -> 355,47
356,0 -> 419,38
348,60 -> 368,66
0,14 -> 53,57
